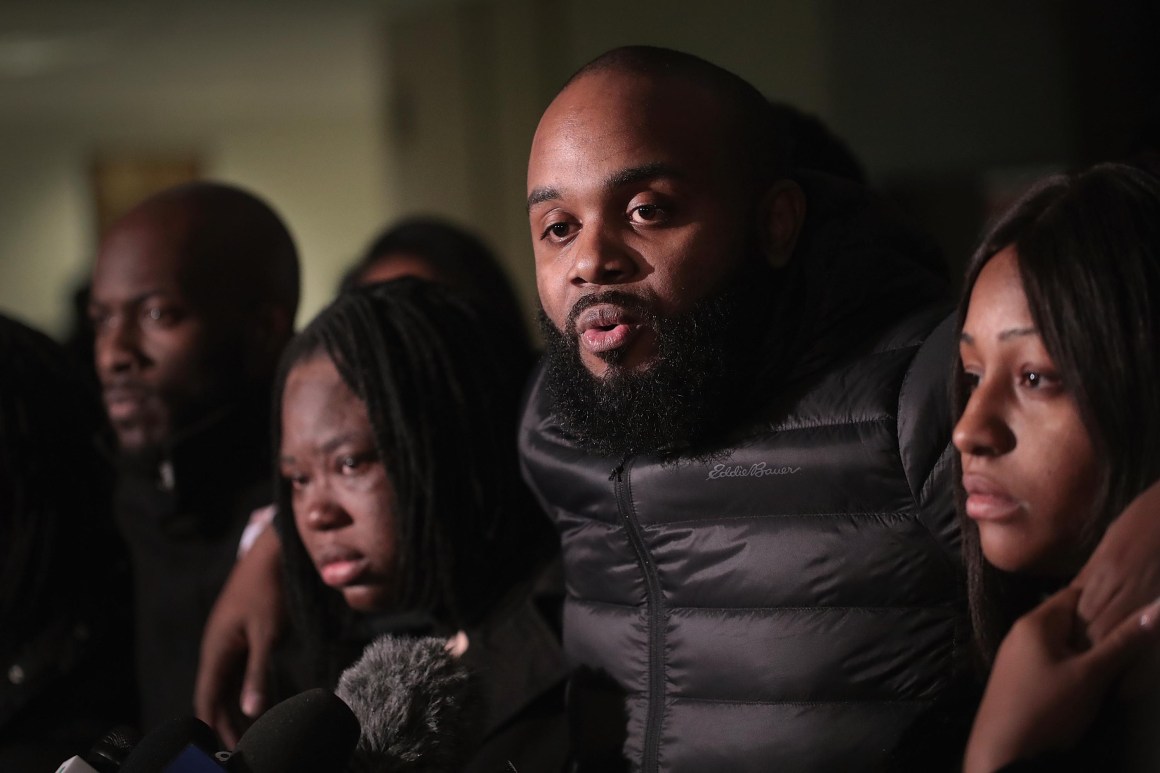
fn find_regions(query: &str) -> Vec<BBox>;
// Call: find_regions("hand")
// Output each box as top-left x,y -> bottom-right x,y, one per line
963,587 -> 1160,773
194,524 -> 287,747
1074,479 -> 1160,642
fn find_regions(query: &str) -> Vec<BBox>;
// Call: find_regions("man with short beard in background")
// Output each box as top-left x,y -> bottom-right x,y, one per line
89,181 -> 298,731
518,46 -> 969,771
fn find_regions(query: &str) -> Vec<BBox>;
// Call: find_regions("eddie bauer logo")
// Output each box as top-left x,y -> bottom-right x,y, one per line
706,461 -> 802,480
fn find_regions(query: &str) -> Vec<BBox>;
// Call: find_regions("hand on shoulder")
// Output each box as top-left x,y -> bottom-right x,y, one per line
1074,479 -> 1160,642
964,587 -> 1160,773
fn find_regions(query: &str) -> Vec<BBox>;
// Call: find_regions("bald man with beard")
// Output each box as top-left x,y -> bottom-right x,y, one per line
196,48 -> 1160,771
515,47 -> 972,772
88,181 -> 299,731
196,50 -> 971,769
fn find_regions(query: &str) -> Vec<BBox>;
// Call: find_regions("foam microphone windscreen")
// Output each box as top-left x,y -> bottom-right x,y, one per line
335,635 -> 481,773
118,716 -> 222,772
227,687 -> 360,773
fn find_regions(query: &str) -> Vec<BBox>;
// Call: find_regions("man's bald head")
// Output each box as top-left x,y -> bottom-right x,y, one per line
113,181 -> 300,318
562,46 -> 787,191
527,46 -> 807,455
91,181 -> 300,452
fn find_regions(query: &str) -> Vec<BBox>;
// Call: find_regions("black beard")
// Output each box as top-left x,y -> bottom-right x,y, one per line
538,266 -> 775,458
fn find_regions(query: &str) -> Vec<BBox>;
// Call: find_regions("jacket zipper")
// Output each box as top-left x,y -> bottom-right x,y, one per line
612,458 -> 664,773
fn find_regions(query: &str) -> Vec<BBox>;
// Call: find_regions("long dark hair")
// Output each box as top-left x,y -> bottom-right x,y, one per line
0,315 -> 119,648
272,279 -> 554,682
952,163 -> 1160,663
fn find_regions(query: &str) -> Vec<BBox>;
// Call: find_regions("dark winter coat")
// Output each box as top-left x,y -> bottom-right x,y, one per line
519,174 -> 973,772
114,391 -> 273,731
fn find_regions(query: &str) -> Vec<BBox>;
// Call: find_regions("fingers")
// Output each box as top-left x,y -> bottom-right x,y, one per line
1086,583 -> 1138,642
1084,596 -> 1160,682
192,651 -> 216,725
193,526 -> 285,746
1081,563 -> 1160,642
995,587 -> 1083,665
1022,586 -> 1082,637
1075,478 -> 1160,637
241,625 -> 273,719
216,710 -> 241,750
192,674 -> 218,734
1140,598 -> 1160,631
1074,561 -> 1114,626
194,631 -> 244,747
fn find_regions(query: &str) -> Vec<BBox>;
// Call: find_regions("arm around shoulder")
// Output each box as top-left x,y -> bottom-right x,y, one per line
195,522 -> 287,747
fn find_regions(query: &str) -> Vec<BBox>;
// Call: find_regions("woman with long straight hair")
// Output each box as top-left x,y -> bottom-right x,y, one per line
950,163 -> 1160,771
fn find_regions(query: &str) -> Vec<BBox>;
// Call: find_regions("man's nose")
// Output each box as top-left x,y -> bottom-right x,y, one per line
952,381 -> 1016,457
568,220 -> 639,286
94,313 -> 143,376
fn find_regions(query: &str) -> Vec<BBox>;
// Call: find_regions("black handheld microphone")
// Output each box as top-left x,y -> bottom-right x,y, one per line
88,725 -> 142,771
54,725 -> 140,772
225,687 -> 360,772
118,715 -> 226,772
335,635 -> 480,773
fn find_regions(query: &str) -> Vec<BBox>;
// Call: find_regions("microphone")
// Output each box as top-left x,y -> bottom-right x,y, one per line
87,725 -> 142,771
56,725 -> 142,772
335,634 -> 481,773
226,687 -> 360,772
118,716 -> 225,772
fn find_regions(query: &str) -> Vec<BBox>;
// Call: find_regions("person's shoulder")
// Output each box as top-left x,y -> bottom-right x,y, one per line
895,310 -> 957,519
896,309 -> 956,415
464,584 -> 569,748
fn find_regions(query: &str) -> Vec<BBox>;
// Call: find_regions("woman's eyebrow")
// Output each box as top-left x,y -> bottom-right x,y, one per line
960,326 -> 1038,345
998,326 -> 1038,341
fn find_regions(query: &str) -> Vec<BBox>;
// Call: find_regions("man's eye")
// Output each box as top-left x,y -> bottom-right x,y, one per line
142,306 -> 177,326
629,204 -> 666,224
542,221 -> 574,241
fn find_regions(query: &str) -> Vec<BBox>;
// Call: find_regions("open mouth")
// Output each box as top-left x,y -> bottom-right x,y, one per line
576,304 -> 643,354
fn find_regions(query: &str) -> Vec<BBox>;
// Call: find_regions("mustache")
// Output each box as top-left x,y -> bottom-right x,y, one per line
563,290 -> 658,336
101,376 -> 152,395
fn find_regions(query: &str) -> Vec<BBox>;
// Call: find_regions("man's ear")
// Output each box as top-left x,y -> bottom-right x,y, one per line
758,180 -> 806,269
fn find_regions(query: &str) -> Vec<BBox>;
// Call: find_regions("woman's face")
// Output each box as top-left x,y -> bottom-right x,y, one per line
953,246 -> 1100,577
279,354 -> 398,612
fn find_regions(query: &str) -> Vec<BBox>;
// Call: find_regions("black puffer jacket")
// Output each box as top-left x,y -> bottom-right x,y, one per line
518,174 -> 971,772
115,390 -> 272,731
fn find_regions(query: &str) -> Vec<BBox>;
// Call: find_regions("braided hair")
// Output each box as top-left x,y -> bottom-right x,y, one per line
272,279 -> 554,682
